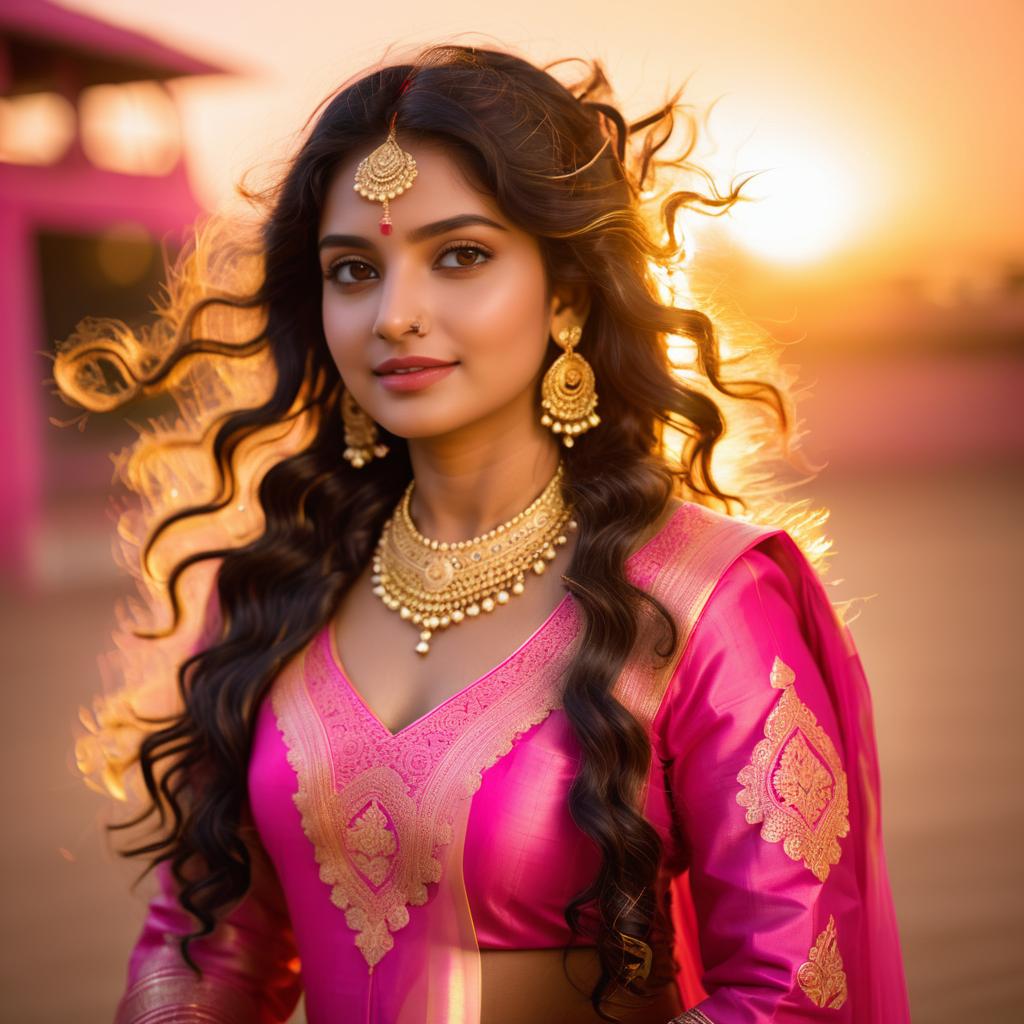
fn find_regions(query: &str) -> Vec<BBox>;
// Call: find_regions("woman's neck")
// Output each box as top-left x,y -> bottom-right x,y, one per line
405,433 -> 563,542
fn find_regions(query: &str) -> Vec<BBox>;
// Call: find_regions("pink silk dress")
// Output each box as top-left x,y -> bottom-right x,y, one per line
113,501 -> 913,1023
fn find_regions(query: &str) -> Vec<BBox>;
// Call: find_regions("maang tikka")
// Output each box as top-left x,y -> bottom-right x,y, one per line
342,87 -> 420,468
353,109 -> 418,236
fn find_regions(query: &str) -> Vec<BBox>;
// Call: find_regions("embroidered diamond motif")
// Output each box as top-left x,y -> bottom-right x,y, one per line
736,658 -> 850,881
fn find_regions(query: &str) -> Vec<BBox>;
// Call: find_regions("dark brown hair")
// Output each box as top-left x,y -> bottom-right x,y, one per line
57,41 -> 819,1021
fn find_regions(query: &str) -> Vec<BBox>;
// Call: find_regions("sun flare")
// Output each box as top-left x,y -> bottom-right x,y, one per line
723,139 -> 861,266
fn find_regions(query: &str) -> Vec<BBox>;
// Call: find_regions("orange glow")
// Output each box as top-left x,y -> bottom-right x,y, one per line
0,92 -> 76,165
78,81 -> 182,176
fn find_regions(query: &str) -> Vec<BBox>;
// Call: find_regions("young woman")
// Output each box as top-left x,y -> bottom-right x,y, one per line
60,43 -> 912,1024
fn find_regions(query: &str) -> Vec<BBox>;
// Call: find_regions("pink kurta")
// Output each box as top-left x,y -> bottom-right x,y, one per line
114,501 -> 912,1023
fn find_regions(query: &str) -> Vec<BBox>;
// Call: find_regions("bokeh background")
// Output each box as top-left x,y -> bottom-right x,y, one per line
1,0 -> 1021,1021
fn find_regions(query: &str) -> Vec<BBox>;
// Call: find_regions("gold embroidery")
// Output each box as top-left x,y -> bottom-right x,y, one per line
797,913 -> 848,1009
614,504 -> 772,732
345,799 -> 397,886
775,731 -> 835,824
770,653 -> 795,688
271,614 -> 580,969
735,658 -> 850,881
670,1010 -> 715,1024
274,708 -> 444,967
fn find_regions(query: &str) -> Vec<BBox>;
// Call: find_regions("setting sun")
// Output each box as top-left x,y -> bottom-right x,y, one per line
722,138 -> 863,266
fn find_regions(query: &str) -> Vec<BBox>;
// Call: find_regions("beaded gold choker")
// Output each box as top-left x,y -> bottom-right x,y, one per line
371,462 -> 576,655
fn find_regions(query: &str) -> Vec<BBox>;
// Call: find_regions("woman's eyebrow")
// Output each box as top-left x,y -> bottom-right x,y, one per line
318,213 -> 508,252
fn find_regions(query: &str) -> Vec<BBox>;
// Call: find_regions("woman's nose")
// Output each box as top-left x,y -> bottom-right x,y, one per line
371,264 -> 428,340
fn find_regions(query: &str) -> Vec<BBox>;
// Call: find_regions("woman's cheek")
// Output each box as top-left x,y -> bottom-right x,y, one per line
320,309 -> 363,376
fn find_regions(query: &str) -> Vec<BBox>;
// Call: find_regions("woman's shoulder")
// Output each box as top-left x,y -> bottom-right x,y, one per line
636,497 -> 783,592
650,543 -> 820,742
613,501 -> 794,730
625,496 -> 687,559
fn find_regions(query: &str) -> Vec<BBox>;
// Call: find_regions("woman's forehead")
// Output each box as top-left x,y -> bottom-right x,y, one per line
320,142 -> 505,237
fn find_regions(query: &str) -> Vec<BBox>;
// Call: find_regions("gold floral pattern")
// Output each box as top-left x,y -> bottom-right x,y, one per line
736,657 -> 850,881
774,731 -> 835,824
796,913 -> 848,1009
345,799 -> 398,886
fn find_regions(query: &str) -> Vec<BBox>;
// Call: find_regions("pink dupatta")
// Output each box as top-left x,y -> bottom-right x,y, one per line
629,512 -> 912,1021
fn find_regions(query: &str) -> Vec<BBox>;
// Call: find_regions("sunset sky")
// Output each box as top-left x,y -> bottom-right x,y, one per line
54,0 -> 1022,295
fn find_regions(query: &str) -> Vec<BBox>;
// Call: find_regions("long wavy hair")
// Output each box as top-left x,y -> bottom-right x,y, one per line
57,41 -> 832,1021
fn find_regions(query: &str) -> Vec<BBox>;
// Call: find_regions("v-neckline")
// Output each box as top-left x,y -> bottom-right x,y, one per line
322,503 -> 685,740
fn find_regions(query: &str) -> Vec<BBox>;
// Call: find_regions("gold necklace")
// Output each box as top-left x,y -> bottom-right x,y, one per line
371,462 -> 576,655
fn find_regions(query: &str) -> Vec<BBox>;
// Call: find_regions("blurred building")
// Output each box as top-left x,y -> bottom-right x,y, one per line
0,0 -> 231,586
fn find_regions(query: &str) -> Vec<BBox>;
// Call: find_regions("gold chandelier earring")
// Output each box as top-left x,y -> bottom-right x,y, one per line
341,389 -> 390,468
540,324 -> 600,447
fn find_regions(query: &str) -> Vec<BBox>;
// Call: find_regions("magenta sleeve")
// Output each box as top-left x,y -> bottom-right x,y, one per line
658,547 -> 861,1022
114,823 -> 303,1023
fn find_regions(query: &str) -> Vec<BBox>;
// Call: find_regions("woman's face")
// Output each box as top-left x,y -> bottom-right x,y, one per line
318,139 -> 568,445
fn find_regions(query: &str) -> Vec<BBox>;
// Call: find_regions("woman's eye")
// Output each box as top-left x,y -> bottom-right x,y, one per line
326,259 -> 377,285
436,243 -> 492,269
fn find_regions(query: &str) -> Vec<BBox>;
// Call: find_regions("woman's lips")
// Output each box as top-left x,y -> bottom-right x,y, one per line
375,363 -> 458,392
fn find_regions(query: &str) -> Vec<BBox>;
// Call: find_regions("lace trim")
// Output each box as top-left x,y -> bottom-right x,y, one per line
270,601 -> 582,969
735,656 -> 851,881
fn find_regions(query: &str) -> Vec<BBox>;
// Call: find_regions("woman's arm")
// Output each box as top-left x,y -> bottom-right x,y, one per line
657,547 -> 860,1022
113,569 -> 302,1022
114,812 -> 303,1023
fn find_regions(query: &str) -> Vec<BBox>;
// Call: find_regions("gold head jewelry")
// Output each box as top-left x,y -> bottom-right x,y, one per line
353,111 -> 418,235
540,324 -> 600,447
371,462 -> 576,655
